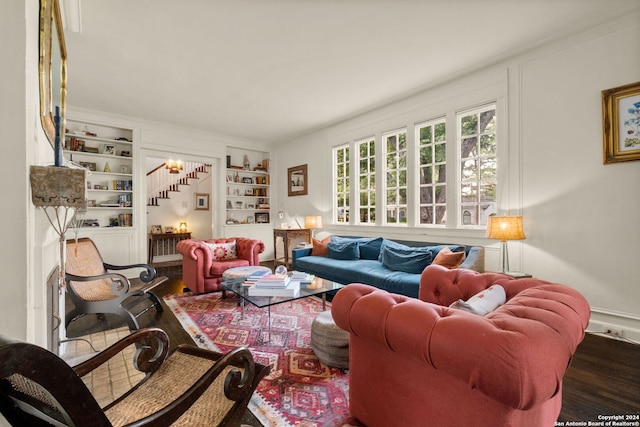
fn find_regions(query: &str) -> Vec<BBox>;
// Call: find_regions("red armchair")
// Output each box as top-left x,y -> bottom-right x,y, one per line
332,264 -> 590,427
176,237 -> 265,294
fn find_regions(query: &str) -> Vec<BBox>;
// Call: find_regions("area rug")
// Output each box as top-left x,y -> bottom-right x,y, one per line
163,291 -> 360,427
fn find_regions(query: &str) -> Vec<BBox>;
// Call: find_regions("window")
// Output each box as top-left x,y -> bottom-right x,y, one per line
357,138 -> 376,224
334,144 -> 350,223
458,104 -> 497,226
384,128 -> 408,225
417,119 -> 447,225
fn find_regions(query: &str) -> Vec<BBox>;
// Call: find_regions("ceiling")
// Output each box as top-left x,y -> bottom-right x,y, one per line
63,0 -> 640,144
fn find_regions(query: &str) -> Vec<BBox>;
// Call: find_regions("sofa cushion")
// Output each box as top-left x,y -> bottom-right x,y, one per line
379,240 -> 433,274
311,236 -> 331,256
450,284 -> 506,316
328,240 -> 360,260
331,236 -> 384,260
204,241 -> 237,261
433,247 -> 466,269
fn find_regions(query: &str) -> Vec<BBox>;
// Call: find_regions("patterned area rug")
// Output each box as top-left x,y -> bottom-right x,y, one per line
163,292 -> 360,427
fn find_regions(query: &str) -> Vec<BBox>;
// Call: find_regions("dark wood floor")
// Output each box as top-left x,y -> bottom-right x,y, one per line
67,266 -> 640,425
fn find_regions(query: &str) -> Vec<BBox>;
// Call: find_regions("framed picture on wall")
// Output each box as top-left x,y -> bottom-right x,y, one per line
288,164 -> 308,196
602,81 -> 640,164
195,193 -> 209,210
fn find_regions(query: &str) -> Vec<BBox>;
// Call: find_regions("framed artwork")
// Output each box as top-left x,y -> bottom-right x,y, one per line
195,193 -> 209,210
245,188 -> 254,196
288,164 -> 308,196
150,225 -> 162,234
242,177 -> 253,184
247,215 -> 255,224
255,212 -> 270,224
165,226 -> 175,233
103,144 -> 116,155
602,81 -> 640,164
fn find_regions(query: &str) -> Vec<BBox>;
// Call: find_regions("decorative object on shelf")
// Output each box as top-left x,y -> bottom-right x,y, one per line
247,216 -> 255,224
304,215 -> 323,238
195,193 -> 209,210
242,177 -> 252,184
103,144 -> 115,155
602,81 -> 640,164
165,226 -> 175,233
288,164 -> 308,196
485,215 -> 526,273
179,222 -> 188,233
103,162 -> 110,172
243,155 -> 250,170
255,212 -> 270,224
151,224 -> 162,234
245,188 -> 254,196
165,157 -> 184,174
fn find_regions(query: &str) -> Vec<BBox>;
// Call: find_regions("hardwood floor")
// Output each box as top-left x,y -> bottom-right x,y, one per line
66,266 -> 640,425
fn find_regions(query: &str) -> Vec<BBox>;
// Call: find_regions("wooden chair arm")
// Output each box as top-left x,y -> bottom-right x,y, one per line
65,271 -> 132,296
104,262 -> 158,283
73,328 -> 169,378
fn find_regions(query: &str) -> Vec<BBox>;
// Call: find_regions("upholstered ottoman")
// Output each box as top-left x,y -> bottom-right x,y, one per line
311,310 -> 349,368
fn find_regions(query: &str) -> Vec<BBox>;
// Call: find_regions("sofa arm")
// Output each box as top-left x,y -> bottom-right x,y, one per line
291,247 -> 312,269
332,282 -> 590,410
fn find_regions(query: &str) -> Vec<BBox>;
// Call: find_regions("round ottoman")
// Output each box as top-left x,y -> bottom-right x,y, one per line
311,310 -> 349,369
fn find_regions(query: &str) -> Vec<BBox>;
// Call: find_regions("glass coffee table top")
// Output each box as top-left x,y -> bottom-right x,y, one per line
221,276 -> 345,309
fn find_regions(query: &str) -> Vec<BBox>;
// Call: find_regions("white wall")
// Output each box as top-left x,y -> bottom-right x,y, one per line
274,13 -> 640,339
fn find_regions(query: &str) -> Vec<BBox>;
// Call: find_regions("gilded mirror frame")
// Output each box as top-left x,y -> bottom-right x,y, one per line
39,0 -> 67,146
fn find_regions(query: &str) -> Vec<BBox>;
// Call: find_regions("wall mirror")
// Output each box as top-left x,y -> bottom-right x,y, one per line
39,0 -> 67,146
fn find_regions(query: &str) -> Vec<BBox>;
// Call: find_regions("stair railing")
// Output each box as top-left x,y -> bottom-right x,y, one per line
146,161 -> 209,206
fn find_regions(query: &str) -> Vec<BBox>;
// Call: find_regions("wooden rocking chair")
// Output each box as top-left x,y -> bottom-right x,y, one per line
65,238 -> 167,331
0,328 -> 270,426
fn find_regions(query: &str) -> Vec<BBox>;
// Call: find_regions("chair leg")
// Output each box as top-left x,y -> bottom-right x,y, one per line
146,292 -> 164,313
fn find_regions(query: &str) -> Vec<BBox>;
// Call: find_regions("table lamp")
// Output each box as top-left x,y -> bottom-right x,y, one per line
304,215 -> 323,238
485,215 -> 526,273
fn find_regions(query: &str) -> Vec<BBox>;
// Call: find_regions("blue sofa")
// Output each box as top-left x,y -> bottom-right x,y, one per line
291,236 -> 484,298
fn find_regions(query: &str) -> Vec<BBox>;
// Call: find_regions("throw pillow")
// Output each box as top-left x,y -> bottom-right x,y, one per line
205,241 -> 237,261
327,240 -> 360,260
311,236 -> 331,256
379,240 -> 433,274
331,236 -> 384,260
433,247 -> 466,269
450,284 -> 506,316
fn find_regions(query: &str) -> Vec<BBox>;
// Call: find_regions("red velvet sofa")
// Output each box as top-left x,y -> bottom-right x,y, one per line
176,237 -> 265,294
332,264 -> 590,427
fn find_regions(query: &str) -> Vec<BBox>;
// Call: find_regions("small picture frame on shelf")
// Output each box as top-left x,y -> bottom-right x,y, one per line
165,226 -> 175,233
226,200 -> 233,209
245,188 -> 254,196
84,146 -> 99,153
151,225 -> 162,234
247,216 -> 255,224
87,200 -> 96,207
120,150 -> 131,157
246,203 -> 255,209
242,177 -> 253,184
255,212 -> 270,224
103,144 -> 116,156
80,161 -> 97,171
120,165 -> 129,174
235,201 -> 243,209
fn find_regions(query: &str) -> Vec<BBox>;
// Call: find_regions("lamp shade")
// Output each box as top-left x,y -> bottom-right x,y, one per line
485,216 -> 526,241
304,215 -> 323,229
30,166 -> 87,208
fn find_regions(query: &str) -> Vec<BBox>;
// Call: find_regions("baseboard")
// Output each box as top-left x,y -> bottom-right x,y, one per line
587,308 -> 640,344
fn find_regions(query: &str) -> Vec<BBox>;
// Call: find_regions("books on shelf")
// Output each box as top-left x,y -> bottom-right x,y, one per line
248,281 -> 300,297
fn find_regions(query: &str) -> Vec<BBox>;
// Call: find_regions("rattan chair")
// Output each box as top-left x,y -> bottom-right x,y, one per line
65,238 -> 167,331
0,328 -> 270,426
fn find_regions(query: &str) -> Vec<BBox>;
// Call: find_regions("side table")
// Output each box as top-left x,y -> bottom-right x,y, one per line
148,232 -> 191,265
273,228 -> 311,267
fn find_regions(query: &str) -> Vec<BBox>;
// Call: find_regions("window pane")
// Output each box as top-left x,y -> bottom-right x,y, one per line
420,126 -> 432,144
461,114 -> 478,136
434,122 -> 446,142
436,164 -> 446,183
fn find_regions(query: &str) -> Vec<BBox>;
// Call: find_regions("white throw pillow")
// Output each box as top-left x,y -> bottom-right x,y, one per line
451,284 -> 506,316
204,241 -> 237,261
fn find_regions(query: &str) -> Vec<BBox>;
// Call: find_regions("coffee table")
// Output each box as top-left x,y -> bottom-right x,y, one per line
221,276 -> 345,340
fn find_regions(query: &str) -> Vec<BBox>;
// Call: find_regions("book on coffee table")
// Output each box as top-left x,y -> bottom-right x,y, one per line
248,281 -> 300,297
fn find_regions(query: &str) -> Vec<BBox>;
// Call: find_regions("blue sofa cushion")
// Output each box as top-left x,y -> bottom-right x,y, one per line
379,240 -> 433,274
328,240 -> 360,260
332,236 -> 384,260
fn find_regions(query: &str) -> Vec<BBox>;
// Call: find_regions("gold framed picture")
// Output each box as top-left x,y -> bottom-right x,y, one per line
602,81 -> 640,164
195,193 -> 209,210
